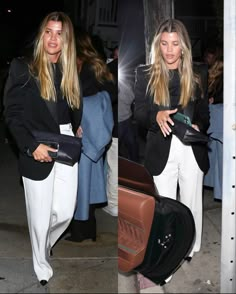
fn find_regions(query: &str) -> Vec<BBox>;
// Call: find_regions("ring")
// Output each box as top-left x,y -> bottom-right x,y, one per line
40,160 -> 44,162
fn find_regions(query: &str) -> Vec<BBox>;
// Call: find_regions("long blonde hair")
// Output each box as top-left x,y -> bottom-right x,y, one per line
148,19 -> 195,108
75,28 -> 114,83
29,11 -> 80,109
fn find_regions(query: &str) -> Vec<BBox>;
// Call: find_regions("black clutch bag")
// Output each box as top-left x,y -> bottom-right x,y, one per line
27,131 -> 82,166
170,116 -> 209,144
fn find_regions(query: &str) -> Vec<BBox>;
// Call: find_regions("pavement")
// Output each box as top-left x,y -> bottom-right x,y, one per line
0,121 -> 118,293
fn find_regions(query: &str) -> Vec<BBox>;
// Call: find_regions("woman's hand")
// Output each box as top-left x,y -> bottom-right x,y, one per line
156,108 -> 178,137
209,97 -> 214,104
76,126 -> 83,138
32,144 -> 58,163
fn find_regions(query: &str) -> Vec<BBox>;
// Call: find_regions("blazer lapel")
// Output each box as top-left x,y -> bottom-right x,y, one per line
44,100 -> 58,125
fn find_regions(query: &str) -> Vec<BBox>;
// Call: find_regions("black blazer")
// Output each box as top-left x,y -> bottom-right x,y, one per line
134,64 -> 210,176
4,57 -> 83,180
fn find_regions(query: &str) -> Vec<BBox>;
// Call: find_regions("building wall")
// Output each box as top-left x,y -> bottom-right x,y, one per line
64,0 -> 119,55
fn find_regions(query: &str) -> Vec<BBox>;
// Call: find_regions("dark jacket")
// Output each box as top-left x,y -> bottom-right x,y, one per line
134,64 -> 210,175
4,57 -> 83,180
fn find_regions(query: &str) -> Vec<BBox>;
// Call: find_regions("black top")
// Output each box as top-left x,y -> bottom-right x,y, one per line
80,62 -> 104,96
53,64 -> 71,124
169,69 -> 181,109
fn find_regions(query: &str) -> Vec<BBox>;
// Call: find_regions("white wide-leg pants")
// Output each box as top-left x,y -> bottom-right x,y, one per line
22,124 -> 78,281
153,135 -> 204,257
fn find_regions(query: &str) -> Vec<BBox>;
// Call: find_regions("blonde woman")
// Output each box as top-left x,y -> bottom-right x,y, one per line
4,12 -> 82,285
134,19 -> 210,263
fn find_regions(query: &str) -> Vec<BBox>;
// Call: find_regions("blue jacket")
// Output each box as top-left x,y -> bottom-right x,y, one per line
74,91 -> 114,220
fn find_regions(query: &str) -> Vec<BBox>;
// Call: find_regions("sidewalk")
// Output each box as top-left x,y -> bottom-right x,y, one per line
0,130 -> 118,293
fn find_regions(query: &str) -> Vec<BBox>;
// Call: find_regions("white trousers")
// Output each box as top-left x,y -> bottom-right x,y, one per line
106,137 -> 118,209
22,124 -> 78,282
153,135 -> 204,257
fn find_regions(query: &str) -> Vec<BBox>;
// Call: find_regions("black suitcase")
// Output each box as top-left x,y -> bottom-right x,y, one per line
118,157 -> 195,285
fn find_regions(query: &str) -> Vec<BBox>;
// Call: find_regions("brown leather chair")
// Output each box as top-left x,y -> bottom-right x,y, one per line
118,157 -> 157,272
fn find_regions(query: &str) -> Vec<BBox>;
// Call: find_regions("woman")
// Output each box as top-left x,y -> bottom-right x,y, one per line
4,12 -> 82,285
204,46 -> 223,104
203,45 -> 223,200
134,19 -> 210,262
65,28 -> 115,242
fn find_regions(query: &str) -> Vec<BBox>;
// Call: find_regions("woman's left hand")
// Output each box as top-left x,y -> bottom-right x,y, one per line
156,108 -> 177,137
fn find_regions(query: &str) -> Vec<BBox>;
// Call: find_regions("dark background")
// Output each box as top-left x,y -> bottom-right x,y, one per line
118,0 -> 223,82
0,0 -> 64,64
0,0 -> 223,66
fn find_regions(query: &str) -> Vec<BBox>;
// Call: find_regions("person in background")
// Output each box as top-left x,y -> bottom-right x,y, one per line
91,34 -> 108,62
4,12 -> 82,286
134,19 -> 209,274
111,46 -> 118,59
204,45 -> 223,104
203,45 -> 223,200
65,28 -> 115,241
103,46 -> 118,217
118,77 -> 139,162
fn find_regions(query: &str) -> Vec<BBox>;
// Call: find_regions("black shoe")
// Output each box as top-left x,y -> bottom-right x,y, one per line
184,256 -> 192,262
160,280 -> 166,286
66,211 -> 97,243
40,280 -> 48,286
